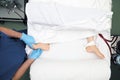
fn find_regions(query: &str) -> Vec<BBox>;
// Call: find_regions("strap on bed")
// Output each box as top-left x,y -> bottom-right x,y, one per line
99,33 -> 112,55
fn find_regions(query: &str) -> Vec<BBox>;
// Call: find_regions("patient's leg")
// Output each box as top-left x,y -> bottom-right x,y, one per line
86,36 -> 105,59
32,43 -> 50,51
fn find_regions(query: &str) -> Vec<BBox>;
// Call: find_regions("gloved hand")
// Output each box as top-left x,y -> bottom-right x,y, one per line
28,49 -> 43,59
20,33 -> 35,48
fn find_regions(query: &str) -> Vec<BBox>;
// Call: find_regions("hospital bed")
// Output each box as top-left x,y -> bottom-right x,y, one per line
26,0 -> 113,80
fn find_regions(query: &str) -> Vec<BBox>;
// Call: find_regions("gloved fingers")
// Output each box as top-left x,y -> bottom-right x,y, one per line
20,33 -> 35,48
28,49 -> 43,59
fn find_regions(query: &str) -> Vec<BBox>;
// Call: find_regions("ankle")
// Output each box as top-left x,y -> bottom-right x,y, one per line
86,41 -> 96,47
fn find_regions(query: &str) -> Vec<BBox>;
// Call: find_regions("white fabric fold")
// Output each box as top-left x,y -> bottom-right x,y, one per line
26,2 -> 112,43
26,2 -> 113,31
29,0 -> 112,10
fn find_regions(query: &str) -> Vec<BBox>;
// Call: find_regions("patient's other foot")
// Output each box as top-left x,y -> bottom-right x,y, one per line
33,43 -> 50,51
86,45 -> 105,59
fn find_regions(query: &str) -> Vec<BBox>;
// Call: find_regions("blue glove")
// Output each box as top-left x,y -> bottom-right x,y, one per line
20,33 -> 35,48
28,49 -> 43,59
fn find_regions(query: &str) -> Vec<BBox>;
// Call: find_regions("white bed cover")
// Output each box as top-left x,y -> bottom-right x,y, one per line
26,0 -> 112,80
26,0 -> 112,43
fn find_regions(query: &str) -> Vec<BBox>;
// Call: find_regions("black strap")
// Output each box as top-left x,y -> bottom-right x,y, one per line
98,33 -> 112,55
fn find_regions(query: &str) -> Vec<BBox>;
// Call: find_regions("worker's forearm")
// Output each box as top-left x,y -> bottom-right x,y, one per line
0,26 -> 22,38
12,59 -> 35,80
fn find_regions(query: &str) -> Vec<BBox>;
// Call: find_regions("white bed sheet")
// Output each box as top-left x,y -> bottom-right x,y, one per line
30,32 -> 111,80
33,32 -> 111,61
30,59 -> 110,80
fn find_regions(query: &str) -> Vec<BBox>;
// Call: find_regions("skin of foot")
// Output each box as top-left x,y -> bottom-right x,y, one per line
86,45 -> 105,59
32,43 -> 50,51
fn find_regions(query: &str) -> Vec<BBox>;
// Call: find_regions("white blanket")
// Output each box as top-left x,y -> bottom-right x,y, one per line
26,1 -> 112,43
29,0 -> 112,11
27,2 -> 112,30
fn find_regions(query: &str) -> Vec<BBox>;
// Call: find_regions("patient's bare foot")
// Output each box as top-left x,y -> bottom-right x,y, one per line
86,45 -> 105,59
33,43 -> 50,51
